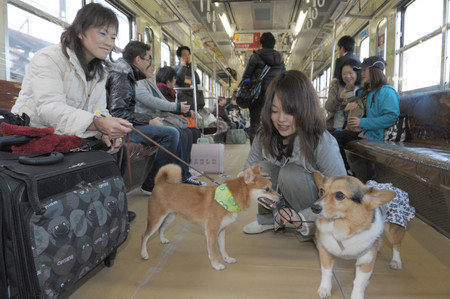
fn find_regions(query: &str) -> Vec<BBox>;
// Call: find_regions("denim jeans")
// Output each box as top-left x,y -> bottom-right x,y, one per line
129,125 -> 190,188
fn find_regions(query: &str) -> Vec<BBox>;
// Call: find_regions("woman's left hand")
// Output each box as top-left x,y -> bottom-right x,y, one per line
347,116 -> 361,129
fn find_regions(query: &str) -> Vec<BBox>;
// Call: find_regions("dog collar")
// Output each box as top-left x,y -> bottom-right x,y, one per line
214,184 -> 241,213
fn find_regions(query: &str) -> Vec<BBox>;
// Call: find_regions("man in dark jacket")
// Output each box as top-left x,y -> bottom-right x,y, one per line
106,41 -> 205,196
241,32 -> 285,144
172,46 -> 205,111
333,35 -> 361,79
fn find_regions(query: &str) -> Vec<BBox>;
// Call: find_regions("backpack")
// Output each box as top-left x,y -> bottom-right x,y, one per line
236,65 -> 271,109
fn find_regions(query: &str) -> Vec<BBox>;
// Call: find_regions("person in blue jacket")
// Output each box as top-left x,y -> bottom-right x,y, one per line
331,56 -> 400,171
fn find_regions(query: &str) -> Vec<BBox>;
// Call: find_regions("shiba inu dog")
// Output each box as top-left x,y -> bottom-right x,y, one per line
312,172 -> 408,299
140,164 -> 281,270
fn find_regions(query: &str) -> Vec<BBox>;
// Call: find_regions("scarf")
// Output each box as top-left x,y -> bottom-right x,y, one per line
214,184 -> 241,213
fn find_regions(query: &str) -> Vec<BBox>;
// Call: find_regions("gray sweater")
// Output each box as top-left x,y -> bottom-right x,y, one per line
135,79 -> 180,118
245,132 -> 346,177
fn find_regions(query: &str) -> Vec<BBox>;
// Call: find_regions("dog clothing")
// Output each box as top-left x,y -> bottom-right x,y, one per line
366,180 -> 415,228
214,184 -> 241,213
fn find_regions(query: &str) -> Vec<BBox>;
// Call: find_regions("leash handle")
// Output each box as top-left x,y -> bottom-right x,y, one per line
130,127 -> 219,185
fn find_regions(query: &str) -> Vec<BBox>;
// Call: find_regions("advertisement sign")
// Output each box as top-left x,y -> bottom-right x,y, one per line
233,33 -> 260,52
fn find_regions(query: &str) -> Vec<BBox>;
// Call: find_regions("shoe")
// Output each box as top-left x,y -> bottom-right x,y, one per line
127,211 -> 136,222
243,220 -> 274,234
295,232 -> 313,242
296,211 -> 310,236
140,185 -> 153,195
183,177 -> 207,186
189,169 -> 202,179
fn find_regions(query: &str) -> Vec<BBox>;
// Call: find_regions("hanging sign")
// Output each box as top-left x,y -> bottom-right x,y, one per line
233,33 -> 260,52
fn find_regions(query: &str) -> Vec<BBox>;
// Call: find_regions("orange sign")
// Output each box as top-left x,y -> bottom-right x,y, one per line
233,33 -> 260,52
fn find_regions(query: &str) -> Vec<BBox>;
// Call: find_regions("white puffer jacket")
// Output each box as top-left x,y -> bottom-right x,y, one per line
11,44 -> 110,138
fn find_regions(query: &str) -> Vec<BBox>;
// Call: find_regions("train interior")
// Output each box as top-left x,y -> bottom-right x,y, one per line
0,0 -> 449,298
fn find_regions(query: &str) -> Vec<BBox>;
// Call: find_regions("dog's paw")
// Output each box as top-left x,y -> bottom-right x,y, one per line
389,259 -> 402,269
317,286 -> 332,298
141,251 -> 149,260
223,256 -> 237,264
160,237 -> 170,244
212,262 -> 226,270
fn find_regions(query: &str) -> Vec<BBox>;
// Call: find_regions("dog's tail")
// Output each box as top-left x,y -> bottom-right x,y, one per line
155,164 -> 182,185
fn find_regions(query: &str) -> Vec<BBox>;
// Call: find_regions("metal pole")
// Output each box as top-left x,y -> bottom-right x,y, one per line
330,22 -> 337,82
189,28 -> 198,125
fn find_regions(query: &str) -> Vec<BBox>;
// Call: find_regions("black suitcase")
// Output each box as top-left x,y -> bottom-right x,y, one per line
0,150 -> 129,298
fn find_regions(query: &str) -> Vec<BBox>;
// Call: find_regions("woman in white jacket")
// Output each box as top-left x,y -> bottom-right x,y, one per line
12,3 -> 131,153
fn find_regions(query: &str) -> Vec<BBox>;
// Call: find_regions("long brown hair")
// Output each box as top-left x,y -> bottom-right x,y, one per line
366,67 -> 387,90
260,70 -> 326,164
60,3 -> 118,81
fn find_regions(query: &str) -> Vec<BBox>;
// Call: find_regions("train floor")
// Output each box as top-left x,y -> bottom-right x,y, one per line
64,142 -> 450,299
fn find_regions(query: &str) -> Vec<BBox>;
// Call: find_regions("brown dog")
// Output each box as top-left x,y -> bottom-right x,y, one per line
312,172 -> 407,299
140,164 -> 280,270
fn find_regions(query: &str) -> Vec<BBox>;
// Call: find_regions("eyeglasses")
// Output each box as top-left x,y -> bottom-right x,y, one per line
140,56 -> 152,65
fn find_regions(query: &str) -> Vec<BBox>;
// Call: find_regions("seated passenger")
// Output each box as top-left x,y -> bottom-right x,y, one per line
10,3 -> 136,222
105,41 -> 205,195
325,59 -> 362,131
331,56 -> 400,171
243,70 -> 346,241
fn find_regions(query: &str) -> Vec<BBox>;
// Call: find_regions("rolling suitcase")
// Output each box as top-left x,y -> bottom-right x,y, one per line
0,150 -> 129,298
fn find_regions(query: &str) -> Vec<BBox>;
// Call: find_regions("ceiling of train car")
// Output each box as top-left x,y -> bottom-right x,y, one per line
142,0 -> 382,83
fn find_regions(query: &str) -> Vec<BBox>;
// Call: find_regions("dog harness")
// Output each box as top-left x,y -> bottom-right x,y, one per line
214,184 -> 241,213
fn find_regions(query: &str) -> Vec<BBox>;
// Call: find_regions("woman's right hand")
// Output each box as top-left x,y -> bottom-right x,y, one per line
345,102 -> 358,112
180,101 -> 191,113
150,117 -> 164,126
94,117 -> 132,138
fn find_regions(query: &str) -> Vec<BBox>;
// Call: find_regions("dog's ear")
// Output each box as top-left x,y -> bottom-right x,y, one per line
363,188 -> 396,210
243,166 -> 255,184
252,164 -> 261,173
314,171 -> 325,188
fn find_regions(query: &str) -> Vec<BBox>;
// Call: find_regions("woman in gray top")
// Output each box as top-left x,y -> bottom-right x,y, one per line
243,70 -> 346,241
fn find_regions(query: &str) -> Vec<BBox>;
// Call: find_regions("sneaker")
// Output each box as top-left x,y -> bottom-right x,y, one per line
295,232 -> 313,242
189,169 -> 202,179
140,185 -> 153,195
183,177 -> 207,186
243,220 -> 274,234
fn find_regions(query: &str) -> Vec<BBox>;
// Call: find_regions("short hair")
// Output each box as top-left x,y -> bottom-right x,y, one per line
176,46 -> 190,58
156,66 -> 177,84
122,41 -> 151,64
338,35 -> 356,53
61,3 -> 118,80
338,59 -> 362,87
260,32 -> 276,49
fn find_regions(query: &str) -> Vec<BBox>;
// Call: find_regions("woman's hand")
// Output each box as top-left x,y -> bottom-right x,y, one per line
94,117 -> 132,138
345,102 -> 358,112
189,110 -> 196,118
347,116 -> 361,129
150,117 -> 164,126
101,135 -> 123,154
277,207 -> 301,228
180,101 -> 191,113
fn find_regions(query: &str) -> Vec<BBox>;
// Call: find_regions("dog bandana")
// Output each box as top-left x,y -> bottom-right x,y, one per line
214,184 -> 241,213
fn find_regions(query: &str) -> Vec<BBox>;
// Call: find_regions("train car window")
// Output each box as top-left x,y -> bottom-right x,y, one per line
399,0 -> 445,92
144,26 -> 155,60
359,37 -> 370,61
18,0 -> 82,23
376,18 -> 387,60
205,73 -> 211,92
94,0 -> 133,56
197,68 -> 204,88
6,4 -> 64,81
161,41 -> 171,67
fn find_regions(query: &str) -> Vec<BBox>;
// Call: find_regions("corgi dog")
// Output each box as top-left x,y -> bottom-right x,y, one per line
140,164 -> 280,270
312,172 -> 407,299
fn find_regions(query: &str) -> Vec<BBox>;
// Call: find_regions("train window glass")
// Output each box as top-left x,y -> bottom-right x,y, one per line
403,0 -> 443,46
402,35 -> 441,91
197,68 -> 203,88
161,41 -> 170,67
205,73 -> 210,91
144,27 -> 155,59
19,0 -> 82,23
359,37 -> 370,61
376,18 -> 387,60
7,4 -> 63,81
94,0 -> 131,53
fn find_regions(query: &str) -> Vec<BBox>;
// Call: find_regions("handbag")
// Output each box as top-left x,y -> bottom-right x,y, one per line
236,64 -> 271,109
154,111 -> 188,129
384,115 -> 411,142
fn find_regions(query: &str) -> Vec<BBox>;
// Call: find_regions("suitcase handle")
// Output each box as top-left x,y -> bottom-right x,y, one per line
18,152 -> 64,165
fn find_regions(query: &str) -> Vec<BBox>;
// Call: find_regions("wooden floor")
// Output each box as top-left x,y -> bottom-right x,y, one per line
63,143 -> 450,299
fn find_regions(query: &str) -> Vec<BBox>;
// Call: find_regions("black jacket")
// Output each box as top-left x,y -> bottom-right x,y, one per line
172,63 -> 205,110
242,48 -> 285,95
106,58 -> 149,125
